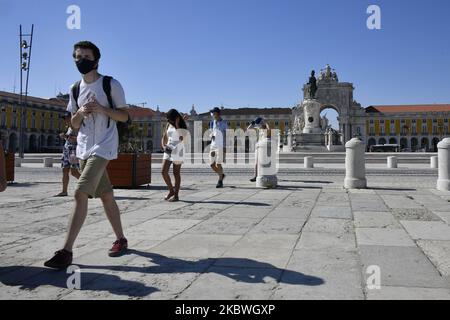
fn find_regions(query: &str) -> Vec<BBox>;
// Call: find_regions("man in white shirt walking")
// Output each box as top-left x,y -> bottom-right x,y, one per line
209,107 -> 227,188
45,41 -> 130,269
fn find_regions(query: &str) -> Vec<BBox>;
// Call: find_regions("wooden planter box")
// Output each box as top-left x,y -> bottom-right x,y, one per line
5,153 -> 14,183
107,153 -> 151,188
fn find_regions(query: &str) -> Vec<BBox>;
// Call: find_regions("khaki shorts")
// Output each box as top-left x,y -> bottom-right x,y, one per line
76,155 -> 113,198
209,147 -> 225,165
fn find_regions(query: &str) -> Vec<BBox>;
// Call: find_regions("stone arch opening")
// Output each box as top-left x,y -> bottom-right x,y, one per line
379,138 -> 387,145
432,137 -> 440,152
146,140 -> 153,152
47,135 -> 55,147
9,133 -> 18,153
400,137 -> 408,150
411,137 -> 418,151
421,137 -> 429,151
320,106 -> 340,131
389,137 -> 398,145
29,135 -> 38,152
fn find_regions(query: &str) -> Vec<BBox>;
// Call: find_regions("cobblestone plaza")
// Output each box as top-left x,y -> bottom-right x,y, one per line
1,165 -> 449,300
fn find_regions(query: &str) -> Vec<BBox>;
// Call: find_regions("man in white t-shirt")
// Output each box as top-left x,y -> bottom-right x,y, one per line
209,107 -> 227,188
45,41 -> 130,269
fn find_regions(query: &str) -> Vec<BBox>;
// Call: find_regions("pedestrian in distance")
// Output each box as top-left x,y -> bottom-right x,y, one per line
161,109 -> 188,202
54,112 -> 81,197
209,107 -> 227,188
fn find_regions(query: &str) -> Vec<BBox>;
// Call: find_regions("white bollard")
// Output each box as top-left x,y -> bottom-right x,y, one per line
344,138 -> 367,189
304,156 -> 314,169
437,138 -> 450,191
387,156 -> 398,169
287,132 -> 293,151
256,138 -> 278,189
43,157 -> 53,168
15,157 -> 22,168
431,156 -> 438,169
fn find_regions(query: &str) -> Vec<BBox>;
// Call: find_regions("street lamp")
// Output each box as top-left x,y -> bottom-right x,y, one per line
18,24 -> 34,159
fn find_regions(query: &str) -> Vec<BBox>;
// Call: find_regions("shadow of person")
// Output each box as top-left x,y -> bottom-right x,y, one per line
79,251 -> 325,287
179,200 -> 271,207
0,266 -> 158,298
0,252 -> 324,298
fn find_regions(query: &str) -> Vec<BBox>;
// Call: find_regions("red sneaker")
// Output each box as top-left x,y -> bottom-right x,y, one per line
108,238 -> 128,257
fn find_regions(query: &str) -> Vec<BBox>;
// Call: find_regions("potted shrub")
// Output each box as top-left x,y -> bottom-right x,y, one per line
107,123 -> 152,188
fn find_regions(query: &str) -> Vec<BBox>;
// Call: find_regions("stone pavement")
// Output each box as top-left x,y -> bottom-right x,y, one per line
0,167 -> 450,300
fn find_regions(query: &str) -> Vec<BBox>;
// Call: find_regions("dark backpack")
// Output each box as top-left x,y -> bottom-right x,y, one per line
71,76 -> 131,137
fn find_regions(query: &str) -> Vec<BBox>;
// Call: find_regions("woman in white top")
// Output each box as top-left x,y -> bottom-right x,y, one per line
161,109 -> 187,202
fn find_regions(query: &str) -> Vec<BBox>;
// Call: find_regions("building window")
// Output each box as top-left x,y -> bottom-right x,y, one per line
369,127 -> 375,135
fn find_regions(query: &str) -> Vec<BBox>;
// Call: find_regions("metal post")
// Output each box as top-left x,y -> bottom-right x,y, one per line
18,24 -> 34,159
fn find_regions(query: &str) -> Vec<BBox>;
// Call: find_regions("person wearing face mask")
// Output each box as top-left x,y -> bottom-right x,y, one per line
44,41 -> 131,269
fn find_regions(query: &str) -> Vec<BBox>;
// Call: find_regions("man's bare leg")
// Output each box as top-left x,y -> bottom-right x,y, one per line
100,191 -> 125,240
63,190 -> 89,252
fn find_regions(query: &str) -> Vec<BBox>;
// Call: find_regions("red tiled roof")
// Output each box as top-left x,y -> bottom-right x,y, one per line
366,104 -> 450,113
127,106 -> 157,119
199,107 -> 292,116
0,90 -> 67,108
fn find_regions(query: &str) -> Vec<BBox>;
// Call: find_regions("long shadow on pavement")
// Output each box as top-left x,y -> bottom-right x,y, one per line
180,200 -> 271,206
0,252 -> 324,298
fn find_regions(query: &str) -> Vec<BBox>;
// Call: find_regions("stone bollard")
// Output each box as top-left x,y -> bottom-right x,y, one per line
437,138 -> 450,191
304,156 -> 314,169
43,157 -> 53,168
387,156 -> 398,169
256,138 -> 278,189
344,138 -> 367,189
431,156 -> 438,169
15,157 -> 22,168
287,132 -> 293,151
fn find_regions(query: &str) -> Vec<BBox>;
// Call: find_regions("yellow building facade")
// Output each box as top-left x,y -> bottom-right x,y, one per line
365,105 -> 450,152
0,91 -> 67,153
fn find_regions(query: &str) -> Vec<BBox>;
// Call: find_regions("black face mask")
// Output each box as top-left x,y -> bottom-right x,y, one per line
76,58 -> 97,75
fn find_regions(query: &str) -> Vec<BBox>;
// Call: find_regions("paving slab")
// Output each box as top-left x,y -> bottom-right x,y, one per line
367,286 -> 450,300
353,211 -> 401,229
400,221 -> 450,241
359,245 -> 450,289
355,228 -> 416,247
416,240 -> 450,276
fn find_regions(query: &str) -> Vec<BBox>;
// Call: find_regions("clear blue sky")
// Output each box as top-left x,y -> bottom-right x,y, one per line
1,0 -> 449,114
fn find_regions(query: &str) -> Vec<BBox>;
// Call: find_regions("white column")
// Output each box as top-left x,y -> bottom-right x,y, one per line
344,138 -> 367,189
304,156 -> 314,169
387,156 -> 398,169
437,138 -> 450,191
256,138 -> 278,189
431,156 -> 438,169
43,157 -> 53,168
15,157 -> 22,167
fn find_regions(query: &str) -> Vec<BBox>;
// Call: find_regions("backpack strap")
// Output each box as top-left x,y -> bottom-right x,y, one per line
71,81 -> 81,110
71,81 -> 84,126
102,76 -> 114,128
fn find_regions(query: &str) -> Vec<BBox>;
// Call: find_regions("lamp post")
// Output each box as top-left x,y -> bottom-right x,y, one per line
18,24 -> 34,159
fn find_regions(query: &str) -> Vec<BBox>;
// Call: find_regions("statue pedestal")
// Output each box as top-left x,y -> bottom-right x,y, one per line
295,133 -> 325,146
302,99 -> 322,134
